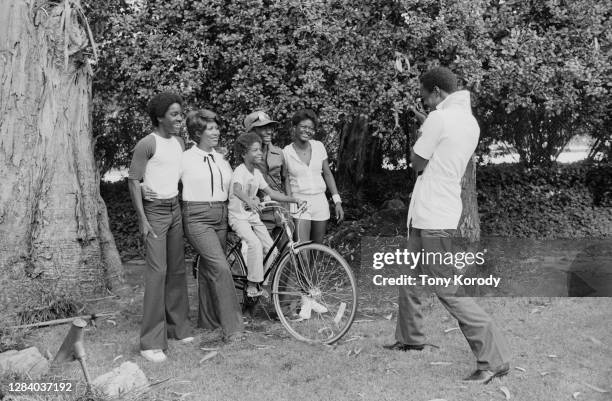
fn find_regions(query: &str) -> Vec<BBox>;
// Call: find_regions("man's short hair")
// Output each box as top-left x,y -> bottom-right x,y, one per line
147,92 -> 183,127
185,109 -> 218,142
234,132 -> 262,161
420,67 -> 458,94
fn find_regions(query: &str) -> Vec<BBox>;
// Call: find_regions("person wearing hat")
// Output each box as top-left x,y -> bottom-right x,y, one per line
180,109 -> 246,342
243,111 -> 286,233
128,92 -> 193,363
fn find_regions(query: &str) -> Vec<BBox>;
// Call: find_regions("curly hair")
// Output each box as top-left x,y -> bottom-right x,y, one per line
290,109 -> 318,129
147,92 -> 183,127
420,67 -> 458,94
185,109 -> 218,143
233,132 -> 262,162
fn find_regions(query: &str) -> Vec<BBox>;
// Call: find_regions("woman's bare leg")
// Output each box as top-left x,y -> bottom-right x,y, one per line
310,220 -> 328,244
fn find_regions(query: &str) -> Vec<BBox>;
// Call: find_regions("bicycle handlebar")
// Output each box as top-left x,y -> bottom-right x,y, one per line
259,200 -> 307,216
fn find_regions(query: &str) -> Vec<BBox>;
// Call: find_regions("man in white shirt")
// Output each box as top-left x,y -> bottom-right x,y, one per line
384,67 -> 511,384
128,92 -> 192,363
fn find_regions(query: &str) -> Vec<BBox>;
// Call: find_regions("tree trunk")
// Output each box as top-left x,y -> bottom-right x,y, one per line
336,114 -> 370,204
457,156 -> 480,242
0,0 -> 124,315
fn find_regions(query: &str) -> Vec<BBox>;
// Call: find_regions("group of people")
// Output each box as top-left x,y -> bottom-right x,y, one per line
127,94 -> 344,363
128,66 -> 511,385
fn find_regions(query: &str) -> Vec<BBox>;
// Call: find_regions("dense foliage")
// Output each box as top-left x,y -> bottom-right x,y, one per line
477,162 -> 612,238
89,0 -> 610,173
474,0 -> 611,165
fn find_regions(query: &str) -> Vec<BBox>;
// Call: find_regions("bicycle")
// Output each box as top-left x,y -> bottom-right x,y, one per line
193,201 -> 357,344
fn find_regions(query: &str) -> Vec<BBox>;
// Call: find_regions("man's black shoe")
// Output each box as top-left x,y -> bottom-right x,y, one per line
463,363 -> 510,384
382,341 -> 425,351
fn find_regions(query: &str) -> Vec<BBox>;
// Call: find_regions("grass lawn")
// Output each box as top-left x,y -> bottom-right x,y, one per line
2,247 -> 612,401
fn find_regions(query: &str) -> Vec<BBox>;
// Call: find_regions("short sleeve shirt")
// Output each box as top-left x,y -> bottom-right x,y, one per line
256,143 -> 285,193
127,133 -> 184,199
408,90 -> 479,230
228,164 -> 269,220
282,140 -> 328,195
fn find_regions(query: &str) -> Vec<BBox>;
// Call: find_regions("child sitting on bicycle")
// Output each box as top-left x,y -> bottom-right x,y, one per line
229,133 -> 304,297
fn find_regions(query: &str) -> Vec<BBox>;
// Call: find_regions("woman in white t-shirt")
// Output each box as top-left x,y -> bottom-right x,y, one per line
282,109 -> 344,243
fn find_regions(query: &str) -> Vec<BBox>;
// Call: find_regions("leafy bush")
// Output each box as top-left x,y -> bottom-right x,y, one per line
88,0 -> 610,173
478,162 -> 612,238
100,180 -> 143,260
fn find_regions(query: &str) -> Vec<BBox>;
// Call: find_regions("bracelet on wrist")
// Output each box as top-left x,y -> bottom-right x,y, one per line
332,194 -> 342,204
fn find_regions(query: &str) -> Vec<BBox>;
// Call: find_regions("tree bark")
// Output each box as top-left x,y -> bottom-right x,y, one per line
457,155 -> 481,242
0,0 -> 124,315
336,114 -> 370,204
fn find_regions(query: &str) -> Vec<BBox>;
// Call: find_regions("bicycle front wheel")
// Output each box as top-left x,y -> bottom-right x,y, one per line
271,243 -> 357,344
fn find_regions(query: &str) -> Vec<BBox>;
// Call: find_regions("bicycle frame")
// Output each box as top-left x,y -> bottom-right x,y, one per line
228,203 -> 312,287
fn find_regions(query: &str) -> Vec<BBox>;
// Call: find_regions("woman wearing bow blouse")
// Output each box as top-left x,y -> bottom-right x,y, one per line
181,110 -> 245,342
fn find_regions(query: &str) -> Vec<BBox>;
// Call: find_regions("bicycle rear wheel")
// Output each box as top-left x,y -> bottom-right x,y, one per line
271,243 -> 357,344
225,232 -> 253,307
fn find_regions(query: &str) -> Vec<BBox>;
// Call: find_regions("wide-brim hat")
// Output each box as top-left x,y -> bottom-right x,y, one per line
244,111 -> 278,132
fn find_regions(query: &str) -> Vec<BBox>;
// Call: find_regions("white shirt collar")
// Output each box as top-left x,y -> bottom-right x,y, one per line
192,146 -> 218,158
436,90 -> 472,111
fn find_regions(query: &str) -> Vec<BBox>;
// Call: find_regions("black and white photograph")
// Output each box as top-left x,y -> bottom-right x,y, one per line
0,0 -> 610,400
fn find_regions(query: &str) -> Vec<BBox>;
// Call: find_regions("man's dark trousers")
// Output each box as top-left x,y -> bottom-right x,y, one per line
140,197 -> 190,350
395,227 -> 510,370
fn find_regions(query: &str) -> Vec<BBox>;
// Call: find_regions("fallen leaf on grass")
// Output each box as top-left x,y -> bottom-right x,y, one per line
384,313 -> 393,320
112,355 -> 123,362
249,342 -> 275,350
547,354 -> 558,358
384,367 -> 399,375
572,392 -> 581,399
343,336 -> 361,343
430,362 -> 453,366
444,327 -> 459,333
200,347 -> 219,351
199,351 -> 218,363
106,319 -> 117,326
514,367 -> 526,372
529,308 -> 542,314
499,386 -> 511,400
540,371 -> 551,376
353,319 -> 374,324
581,381 -> 610,393
587,336 -> 603,346
347,347 -> 363,357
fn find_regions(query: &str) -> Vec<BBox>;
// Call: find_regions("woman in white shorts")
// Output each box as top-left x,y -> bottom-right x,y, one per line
282,109 -> 344,243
